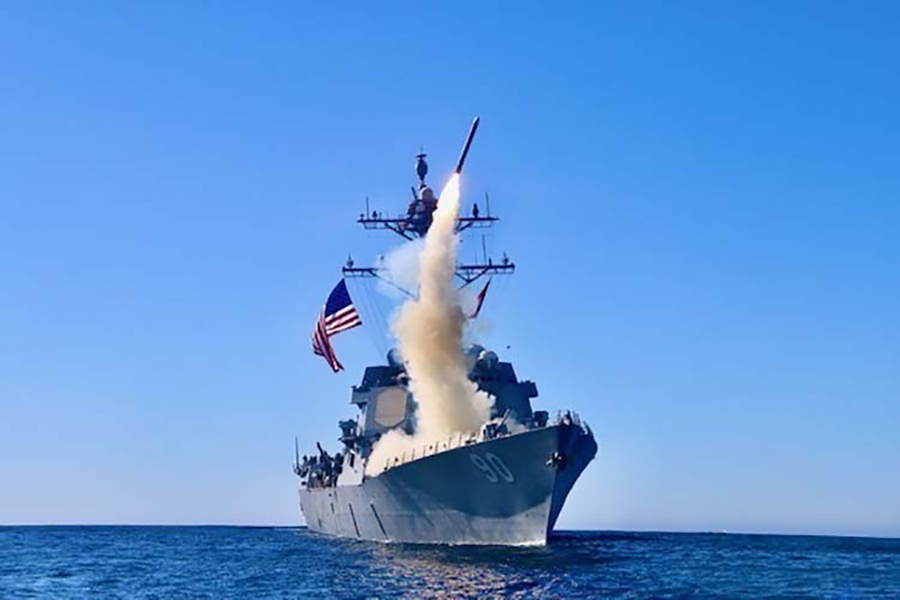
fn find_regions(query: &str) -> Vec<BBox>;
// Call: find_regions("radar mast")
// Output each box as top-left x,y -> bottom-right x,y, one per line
343,142 -> 514,288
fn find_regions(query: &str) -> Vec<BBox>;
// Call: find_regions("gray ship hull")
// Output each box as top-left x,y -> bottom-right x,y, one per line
298,423 -> 597,545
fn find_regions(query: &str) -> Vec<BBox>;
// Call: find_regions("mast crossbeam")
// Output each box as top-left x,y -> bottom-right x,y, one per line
343,262 -> 514,289
357,215 -> 498,240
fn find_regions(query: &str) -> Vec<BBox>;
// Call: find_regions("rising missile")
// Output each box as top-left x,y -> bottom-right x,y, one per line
455,117 -> 480,175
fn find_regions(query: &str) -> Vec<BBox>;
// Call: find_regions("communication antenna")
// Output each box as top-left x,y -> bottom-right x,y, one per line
344,118 -> 515,288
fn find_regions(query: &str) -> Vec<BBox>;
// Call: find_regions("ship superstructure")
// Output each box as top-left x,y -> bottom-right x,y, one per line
295,121 -> 597,545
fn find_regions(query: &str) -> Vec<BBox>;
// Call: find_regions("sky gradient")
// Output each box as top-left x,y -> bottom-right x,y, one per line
1,2 -> 898,536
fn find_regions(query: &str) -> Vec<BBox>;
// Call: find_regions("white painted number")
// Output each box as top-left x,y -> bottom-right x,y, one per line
486,453 -> 515,483
469,452 -> 515,484
470,454 -> 498,483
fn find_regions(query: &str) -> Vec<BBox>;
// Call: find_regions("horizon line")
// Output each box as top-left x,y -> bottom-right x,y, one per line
1,524 -> 897,541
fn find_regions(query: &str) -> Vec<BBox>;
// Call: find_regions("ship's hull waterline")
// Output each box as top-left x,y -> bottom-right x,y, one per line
299,423 -> 597,546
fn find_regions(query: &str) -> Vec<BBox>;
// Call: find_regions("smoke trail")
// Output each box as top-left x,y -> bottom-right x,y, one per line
367,174 -> 492,475
395,174 -> 492,434
376,238 -> 423,300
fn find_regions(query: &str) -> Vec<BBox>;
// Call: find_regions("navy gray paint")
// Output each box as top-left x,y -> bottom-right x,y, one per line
297,348 -> 598,546
301,119 -> 595,545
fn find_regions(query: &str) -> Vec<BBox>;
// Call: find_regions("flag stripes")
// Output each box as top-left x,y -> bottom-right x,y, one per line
312,280 -> 361,372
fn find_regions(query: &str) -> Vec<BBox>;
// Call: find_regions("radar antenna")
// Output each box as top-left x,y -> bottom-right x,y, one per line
344,119 -> 515,288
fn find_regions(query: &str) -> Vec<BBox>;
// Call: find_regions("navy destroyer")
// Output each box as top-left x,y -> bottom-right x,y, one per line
295,119 -> 597,545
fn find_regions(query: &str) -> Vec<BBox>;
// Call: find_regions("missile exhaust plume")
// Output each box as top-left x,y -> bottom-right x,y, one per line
367,172 -> 492,475
394,173 -> 491,434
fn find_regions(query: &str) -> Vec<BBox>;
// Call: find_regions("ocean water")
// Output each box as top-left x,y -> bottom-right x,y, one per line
1,527 -> 898,598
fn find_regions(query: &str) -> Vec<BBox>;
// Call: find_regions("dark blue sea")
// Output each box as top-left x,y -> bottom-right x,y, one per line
1,527 -> 898,598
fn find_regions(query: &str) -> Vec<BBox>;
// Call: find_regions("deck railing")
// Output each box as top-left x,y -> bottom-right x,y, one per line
381,411 -> 588,472
385,429 -> 481,472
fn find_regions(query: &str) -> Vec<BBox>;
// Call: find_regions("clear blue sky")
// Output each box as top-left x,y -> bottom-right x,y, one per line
1,2 -> 898,536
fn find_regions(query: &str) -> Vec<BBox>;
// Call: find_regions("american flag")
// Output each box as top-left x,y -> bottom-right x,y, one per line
312,279 -> 362,372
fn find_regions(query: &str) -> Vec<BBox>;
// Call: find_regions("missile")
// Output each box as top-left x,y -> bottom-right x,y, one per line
454,116 -> 480,175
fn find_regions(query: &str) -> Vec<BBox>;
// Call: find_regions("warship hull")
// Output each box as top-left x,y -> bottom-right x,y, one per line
298,422 -> 597,545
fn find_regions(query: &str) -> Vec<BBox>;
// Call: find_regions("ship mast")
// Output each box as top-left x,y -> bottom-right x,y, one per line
343,122 -> 514,288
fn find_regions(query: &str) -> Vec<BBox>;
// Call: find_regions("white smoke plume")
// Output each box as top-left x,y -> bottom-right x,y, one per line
375,238 -> 423,300
367,174 -> 493,475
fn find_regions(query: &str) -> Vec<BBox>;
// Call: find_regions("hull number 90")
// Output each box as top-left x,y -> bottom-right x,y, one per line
469,452 -> 515,483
